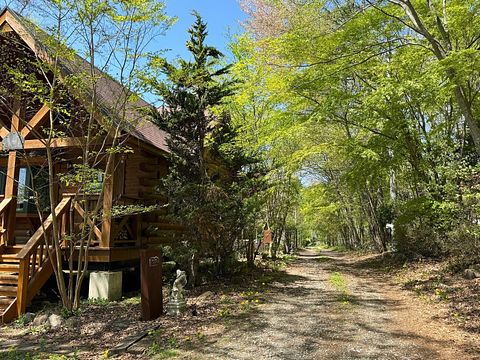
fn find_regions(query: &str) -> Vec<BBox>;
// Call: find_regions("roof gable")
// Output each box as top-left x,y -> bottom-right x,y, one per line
0,7 -> 169,154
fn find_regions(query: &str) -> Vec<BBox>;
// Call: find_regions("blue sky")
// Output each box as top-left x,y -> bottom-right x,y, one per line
162,0 -> 246,61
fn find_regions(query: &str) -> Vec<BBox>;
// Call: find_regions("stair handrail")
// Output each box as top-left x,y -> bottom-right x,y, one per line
16,196 -> 72,259
15,195 -> 72,315
0,197 -> 13,246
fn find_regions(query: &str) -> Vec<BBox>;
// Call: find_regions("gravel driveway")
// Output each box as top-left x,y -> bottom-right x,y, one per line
173,249 -> 479,360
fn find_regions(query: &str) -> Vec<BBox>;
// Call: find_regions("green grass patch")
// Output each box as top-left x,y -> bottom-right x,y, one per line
154,349 -> 178,359
261,253 -> 298,272
121,292 -> 141,305
218,305 -> 233,318
328,245 -> 349,252
312,243 -> 330,251
145,342 -> 177,358
144,336 -> 179,359
329,272 -> 347,290
329,272 -> 351,304
313,243 -> 349,252
239,290 -> 262,312
282,254 -> 298,263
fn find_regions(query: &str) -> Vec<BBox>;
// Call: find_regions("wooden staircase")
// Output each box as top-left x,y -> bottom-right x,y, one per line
0,245 -> 22,323
0,196 -> 72,324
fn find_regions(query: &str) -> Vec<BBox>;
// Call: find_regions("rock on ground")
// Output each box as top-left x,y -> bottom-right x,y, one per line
48,314 -> 63,329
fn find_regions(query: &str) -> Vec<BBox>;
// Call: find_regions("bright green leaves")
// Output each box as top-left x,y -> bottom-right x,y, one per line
109,0 -> 174,26
234,0 -> 480,255
59,164 -> 104,194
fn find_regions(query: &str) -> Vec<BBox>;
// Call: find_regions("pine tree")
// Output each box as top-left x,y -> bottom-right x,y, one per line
148,12 -> 251,282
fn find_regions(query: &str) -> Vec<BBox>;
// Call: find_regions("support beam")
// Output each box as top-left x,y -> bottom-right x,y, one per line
4,151 -> 18,199
0,12 -> 9,28
23,137 -> 83,149
101,155 -> 115,248
5,99 -> 23,245
0,137 -> 111,150
20,105 -> 50,138
5,152 -> 18,245
73,202 -> 102,243
0,127 -> 9,139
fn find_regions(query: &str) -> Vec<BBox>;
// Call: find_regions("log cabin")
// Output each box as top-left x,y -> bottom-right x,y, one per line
0,7 -> 174,323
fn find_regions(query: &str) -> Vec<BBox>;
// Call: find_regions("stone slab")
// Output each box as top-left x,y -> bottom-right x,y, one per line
88,271 -> 122,301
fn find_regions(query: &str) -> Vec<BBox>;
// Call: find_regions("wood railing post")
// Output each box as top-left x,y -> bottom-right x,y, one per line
101,155 -> 115,248
0,198 -> 12,246
17,258 -> 29,316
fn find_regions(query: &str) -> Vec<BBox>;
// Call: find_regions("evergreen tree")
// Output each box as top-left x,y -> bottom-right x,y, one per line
148,12 -> 254,282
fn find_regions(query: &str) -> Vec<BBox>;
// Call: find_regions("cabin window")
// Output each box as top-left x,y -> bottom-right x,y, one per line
17,167 -> 51,213
16,167 -> 29,212
0,167 -> 49,212
0,168 -> 31,208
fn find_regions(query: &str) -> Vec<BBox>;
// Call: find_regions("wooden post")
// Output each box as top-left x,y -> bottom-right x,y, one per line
101,155 -> 115,248
17,258 -> 29,316
140,249 -> 163,320
4,151 -> 18,199
5,99 -> 23,245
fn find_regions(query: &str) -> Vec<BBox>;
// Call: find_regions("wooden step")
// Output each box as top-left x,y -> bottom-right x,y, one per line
1,246 -> 24,254
0,274 -> 18,284
0,285 -> 17,296
0,253 -> 20,262
0,264 -> 19,272
0,297 -> 15,306
0,253 -> 42,261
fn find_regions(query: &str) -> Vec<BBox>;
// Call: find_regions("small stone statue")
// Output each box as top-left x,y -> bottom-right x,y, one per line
166,269 -> 187,315
172,270 -> 187,298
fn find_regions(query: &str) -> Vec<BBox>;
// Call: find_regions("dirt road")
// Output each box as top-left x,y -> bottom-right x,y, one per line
171,249 -> 479,360
2,249 -> 478,359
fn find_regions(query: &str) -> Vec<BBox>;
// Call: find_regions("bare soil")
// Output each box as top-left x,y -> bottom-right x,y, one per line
1,249 -> 479,359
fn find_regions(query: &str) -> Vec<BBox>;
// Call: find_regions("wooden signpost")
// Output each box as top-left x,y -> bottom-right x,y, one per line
140,249 -> 163,320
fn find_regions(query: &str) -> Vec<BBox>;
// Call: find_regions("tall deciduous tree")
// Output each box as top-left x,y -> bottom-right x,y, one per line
235,0 -> 480,260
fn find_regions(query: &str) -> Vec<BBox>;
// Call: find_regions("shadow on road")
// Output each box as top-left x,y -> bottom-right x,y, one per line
179,248 -> 467,360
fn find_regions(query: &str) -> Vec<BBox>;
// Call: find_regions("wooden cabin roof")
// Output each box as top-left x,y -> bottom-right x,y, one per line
0,7 -> 169,154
